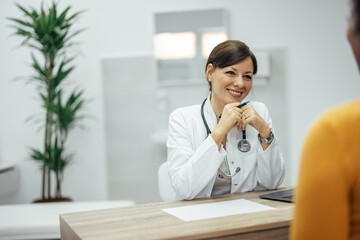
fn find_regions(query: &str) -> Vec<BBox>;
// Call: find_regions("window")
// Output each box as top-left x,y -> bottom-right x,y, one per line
154,32 -> 196,60
201,32 -> 228,58
154,9 -> 229,86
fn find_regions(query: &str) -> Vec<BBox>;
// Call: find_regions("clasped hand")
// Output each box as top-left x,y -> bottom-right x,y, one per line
215,102 -> 271,139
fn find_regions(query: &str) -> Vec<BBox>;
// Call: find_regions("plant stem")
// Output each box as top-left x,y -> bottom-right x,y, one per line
56,131 -> 66,199
47,167 -> 51,199
41,166 -> 45,200
56,171 -> 61,198
44,57 -> 54,199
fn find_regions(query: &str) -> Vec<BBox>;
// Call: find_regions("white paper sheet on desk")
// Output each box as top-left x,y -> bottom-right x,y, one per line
162,199 -> 274,221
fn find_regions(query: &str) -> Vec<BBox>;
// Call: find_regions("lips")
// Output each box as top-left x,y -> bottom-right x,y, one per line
227,89 -> 242,98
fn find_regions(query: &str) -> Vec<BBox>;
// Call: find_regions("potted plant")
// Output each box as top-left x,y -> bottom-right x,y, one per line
8,2 -> 86,202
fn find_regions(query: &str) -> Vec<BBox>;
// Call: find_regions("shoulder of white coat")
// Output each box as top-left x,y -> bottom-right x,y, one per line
249,101 -> 273,127
249,101 -> 268,113
169,104 -> 201,121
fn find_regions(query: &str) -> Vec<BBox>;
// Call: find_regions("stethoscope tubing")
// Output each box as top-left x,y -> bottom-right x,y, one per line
201,98 -> 251,152
201,98 -> 212,137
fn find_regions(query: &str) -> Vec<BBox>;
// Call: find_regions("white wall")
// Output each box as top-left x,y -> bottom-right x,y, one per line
1,0 -> 359,203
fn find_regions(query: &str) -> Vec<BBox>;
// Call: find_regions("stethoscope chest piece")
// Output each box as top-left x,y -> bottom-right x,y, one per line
238,139 -> 251,152
201,97 -> 252,153
237,128 -> 251,152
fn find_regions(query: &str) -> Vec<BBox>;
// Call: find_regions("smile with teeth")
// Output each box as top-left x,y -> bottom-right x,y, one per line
228,89 -> 242,97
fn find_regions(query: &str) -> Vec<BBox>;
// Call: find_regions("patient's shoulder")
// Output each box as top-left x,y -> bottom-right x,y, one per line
319,98 -> 360,128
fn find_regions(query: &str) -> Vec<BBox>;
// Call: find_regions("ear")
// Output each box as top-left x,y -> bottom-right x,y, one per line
206,63 -> 214,81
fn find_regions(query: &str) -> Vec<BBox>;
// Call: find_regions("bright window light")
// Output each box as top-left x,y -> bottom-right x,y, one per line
201,32 -> 228,58
154,32 -> 196,60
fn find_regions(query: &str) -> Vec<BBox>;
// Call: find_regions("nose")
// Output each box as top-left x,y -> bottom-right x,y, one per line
233,76 -> 245,88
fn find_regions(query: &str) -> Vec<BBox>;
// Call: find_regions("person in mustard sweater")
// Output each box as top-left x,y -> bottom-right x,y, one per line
291,0 -> 360,239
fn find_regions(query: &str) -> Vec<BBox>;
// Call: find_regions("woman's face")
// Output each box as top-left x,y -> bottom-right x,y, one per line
208,56 -> 254,108
347,6 -> 360,71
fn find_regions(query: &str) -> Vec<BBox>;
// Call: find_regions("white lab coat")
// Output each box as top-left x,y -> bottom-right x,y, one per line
167,98 -> 285,200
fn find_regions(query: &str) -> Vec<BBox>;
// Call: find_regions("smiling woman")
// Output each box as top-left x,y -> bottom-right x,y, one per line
166,40 -> 285,200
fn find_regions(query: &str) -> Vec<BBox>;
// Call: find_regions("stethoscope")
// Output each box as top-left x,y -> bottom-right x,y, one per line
201,98 -> 251,153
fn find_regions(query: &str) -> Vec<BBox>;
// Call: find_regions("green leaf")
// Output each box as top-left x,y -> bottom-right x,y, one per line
30,8 -> 39,21
66,10 -> 85,23
53,66 -> 74,88
31,54 -> 47,78
64,28 -> 85,42
52,2 -> 57,22
28,43 -> 43,52
15,28 -> 32,39
15,3 -> 32,18
7,17 -> 33,28
57,6 -> 71,26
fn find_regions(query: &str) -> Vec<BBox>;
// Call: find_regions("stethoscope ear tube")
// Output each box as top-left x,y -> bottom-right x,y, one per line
201,98 -> 211,137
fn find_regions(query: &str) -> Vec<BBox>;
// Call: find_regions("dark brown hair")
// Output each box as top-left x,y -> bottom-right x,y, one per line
353,0 -> 360,33
205,40 -> 257,91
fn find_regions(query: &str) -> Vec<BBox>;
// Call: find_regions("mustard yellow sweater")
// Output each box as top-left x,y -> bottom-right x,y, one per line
291,99 -> 360,240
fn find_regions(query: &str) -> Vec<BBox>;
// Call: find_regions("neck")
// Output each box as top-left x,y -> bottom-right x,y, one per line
209,93 -> 225,118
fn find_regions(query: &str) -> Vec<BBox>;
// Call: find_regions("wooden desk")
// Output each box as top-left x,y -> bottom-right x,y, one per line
60,190 -> 293,240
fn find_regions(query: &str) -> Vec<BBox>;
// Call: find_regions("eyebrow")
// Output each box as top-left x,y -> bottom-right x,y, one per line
230,67 -> 253,74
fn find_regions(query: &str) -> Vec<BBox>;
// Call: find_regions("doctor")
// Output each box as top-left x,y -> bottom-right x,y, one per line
167,40 -> 285,200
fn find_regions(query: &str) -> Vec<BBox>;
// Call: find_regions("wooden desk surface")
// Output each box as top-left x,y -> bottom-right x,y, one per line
60,189 -> 294,240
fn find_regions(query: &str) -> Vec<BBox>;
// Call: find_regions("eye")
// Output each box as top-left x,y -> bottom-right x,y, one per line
226,71 -> 235,75
244,75 -> 252,80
